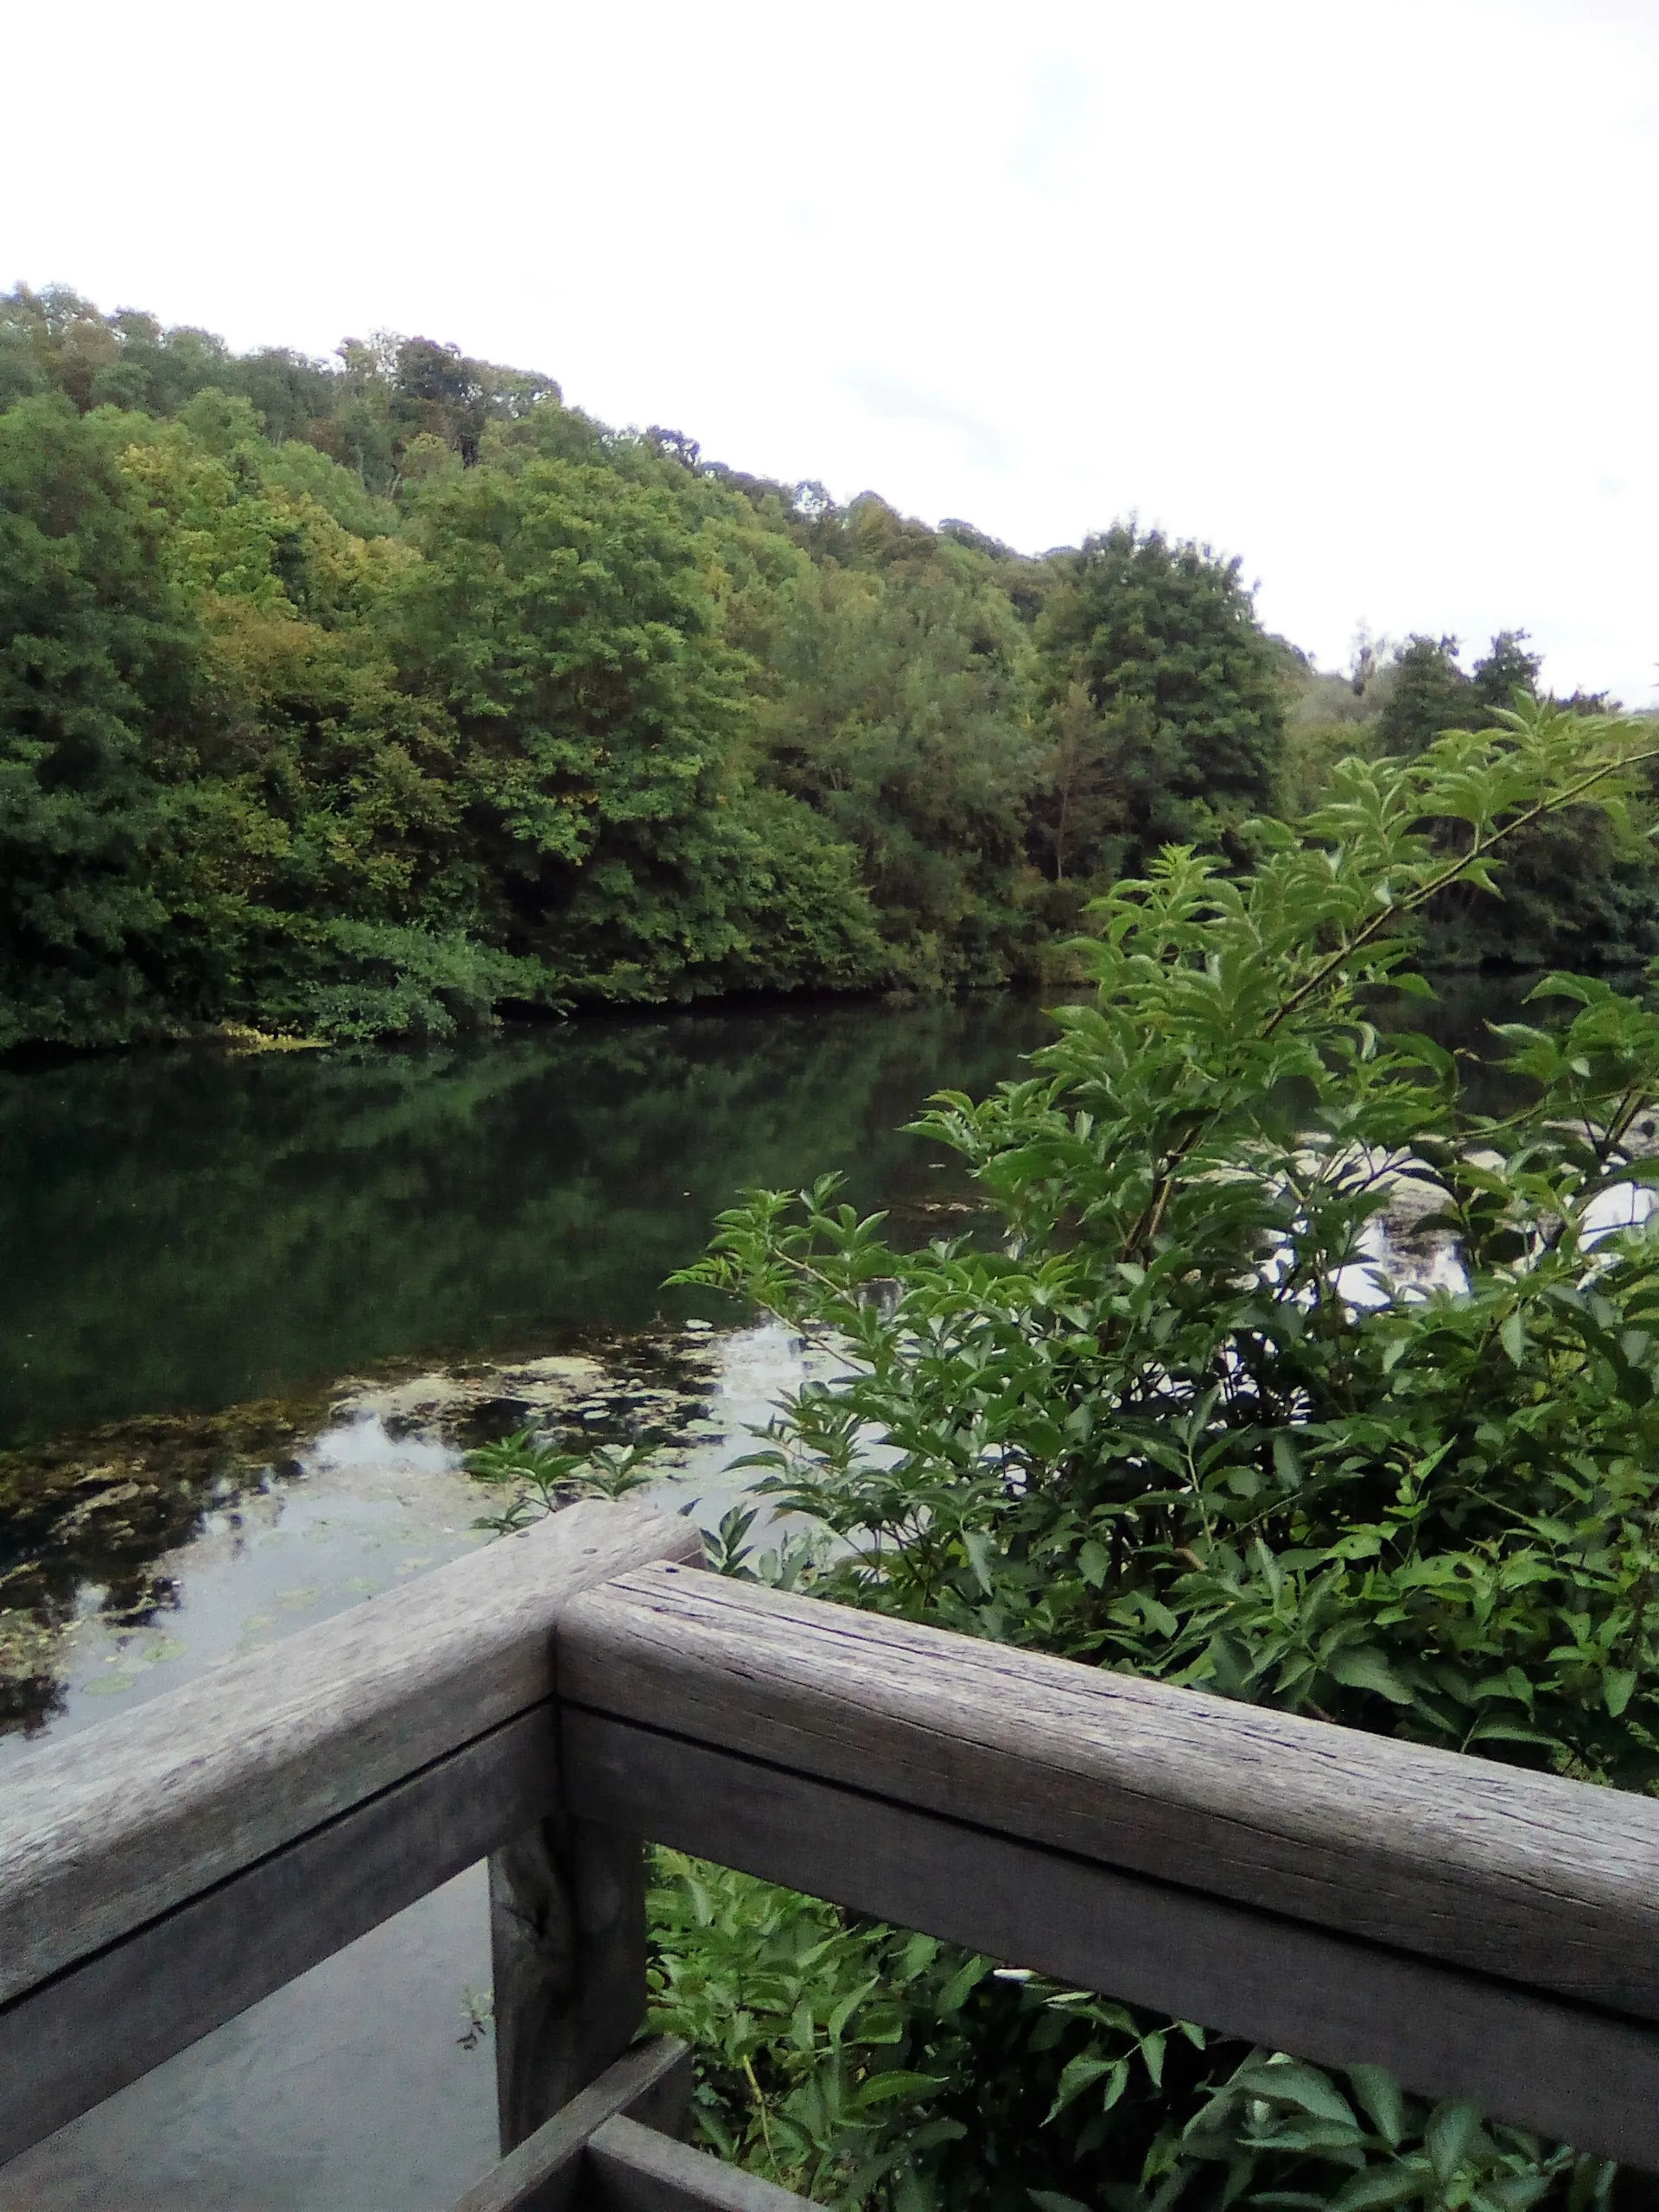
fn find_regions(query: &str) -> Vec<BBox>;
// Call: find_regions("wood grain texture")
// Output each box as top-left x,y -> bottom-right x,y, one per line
0,1501 -> 699,2007
588,2115 -> 811,2210
564,1710 -> 1659,2171
491,1820 -> 645,2153
558,1564 -> 1659,2020
452,2036 -> 693,2212
0,1705 -> 560,2167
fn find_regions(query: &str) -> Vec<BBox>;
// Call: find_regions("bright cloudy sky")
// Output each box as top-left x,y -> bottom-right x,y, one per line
6,0 -> 1656,702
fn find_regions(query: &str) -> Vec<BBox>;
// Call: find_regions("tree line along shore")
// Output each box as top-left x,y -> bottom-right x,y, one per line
1,285 -> 1646,1053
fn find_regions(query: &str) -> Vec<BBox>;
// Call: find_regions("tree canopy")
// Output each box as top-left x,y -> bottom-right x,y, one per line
1033,522 -> 1286,884
0,283 -> 1644,1049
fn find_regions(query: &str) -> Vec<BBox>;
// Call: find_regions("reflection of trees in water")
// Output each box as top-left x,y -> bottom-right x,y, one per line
0,980 -> 1616,1734
0,997 -> 1051,1446
0,1390 -> 333,1738
0,1325 -> 719,1740
1369,971 -> 1642,1117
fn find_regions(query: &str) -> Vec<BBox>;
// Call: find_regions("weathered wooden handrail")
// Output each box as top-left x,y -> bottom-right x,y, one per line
451,2035 -> 806,2211
557,1561 -> 1659,2169
0,1498 -> 701,2166
10,1504 -> 1659,2201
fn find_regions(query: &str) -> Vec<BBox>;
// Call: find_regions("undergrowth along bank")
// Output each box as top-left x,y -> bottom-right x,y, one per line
480,703 -> 1659,2207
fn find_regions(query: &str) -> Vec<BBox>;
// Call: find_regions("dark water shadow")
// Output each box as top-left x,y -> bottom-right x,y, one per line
0,995 -> 1053,1452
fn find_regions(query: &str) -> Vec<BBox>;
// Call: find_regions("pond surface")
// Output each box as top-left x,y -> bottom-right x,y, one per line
0,992 -> 1052,1451
0,972 -> 1580,2208
0,991 -> 1051,2211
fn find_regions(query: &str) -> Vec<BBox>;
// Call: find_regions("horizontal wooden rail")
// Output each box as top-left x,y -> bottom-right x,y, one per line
0,1499 -> 700,2164
15,1519 -> 1659,2192
448,2037 -> 809,2212
452,2036 -> 694,2212
558,1562 -> 1659,2168
586,2114 -> 809,2209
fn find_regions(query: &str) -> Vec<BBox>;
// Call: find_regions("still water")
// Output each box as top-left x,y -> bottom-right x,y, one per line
0,975 -> 1567,2208
0,994 -> 1052,1449
0,992 -> 1053,2212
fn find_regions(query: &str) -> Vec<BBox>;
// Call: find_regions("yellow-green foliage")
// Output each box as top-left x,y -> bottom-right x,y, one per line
7,283 -> 1645,1051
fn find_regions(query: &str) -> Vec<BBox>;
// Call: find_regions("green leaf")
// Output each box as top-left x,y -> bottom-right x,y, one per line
1347,2064 -> 1406,2148
1464,1718 -> 1560,1751
905,2117 -> 969,2151
899,1933 -> 941,1980
1328,2164 -> 1429,2211
826,1974 -> 881,2044
1605,1667 -> 1637,1718
1425,2101 -> 1484,2181
962,1529 -> 997,1594
1325,1646 -> 1415,1705
934,1954 -> 995,2012
1233,2061 -> 1359,2128
1044,2053 -> 1124,2123
850,2068 -> 944,2108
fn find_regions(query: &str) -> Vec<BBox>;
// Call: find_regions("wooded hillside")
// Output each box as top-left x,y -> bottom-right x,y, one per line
1,287 -> 1644,1050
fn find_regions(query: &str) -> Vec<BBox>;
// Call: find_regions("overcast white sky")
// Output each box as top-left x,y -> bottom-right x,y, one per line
6,0 -> 1656,701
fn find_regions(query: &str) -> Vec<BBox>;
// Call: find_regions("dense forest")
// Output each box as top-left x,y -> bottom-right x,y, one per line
1,285 -> 1649,1052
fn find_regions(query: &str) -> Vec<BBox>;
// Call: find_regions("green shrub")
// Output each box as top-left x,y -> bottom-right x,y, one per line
655,702 -> 1659,2207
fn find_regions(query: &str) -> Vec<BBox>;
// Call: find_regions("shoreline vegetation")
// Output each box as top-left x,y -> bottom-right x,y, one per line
490,715 -> 1659,2207
4,285 -> 1652,1058
15,288 -> 1659,2208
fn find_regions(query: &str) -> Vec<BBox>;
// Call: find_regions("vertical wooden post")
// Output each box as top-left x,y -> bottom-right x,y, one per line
488,1813 -> 646,2155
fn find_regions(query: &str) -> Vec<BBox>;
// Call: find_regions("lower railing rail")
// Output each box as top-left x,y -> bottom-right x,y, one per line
451,2036 -> 805,2212
5,1497 -> 1659,2207
556,1560 -> 1659,2171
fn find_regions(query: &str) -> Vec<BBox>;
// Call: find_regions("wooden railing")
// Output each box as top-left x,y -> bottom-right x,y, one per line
6,1496 -> 1659,2209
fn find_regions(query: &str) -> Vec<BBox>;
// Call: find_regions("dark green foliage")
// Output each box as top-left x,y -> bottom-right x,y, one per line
1472,630 -> 1544,715
646,1851 -> 1606,2209
390,454 -> 750,906
0,294 -> 908,1041
1444,633 -> 1659,969
1376,632 -> 1544,760
1424,801 -> 1659,973
1362,632 -> 1659,971
1032,523 -> 1286,882
643,1853 -> 1240,2208
0,287 -> 339,438
756,496 -> 1044,988
244,919 -> 559,1042
0,397 -> 194,1047
3,282 -> 1643,1049
1376,635 -> 1477,757
388,456 -> 886,1000
652,704 -> 1659,2205
332,331 -> 565,493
